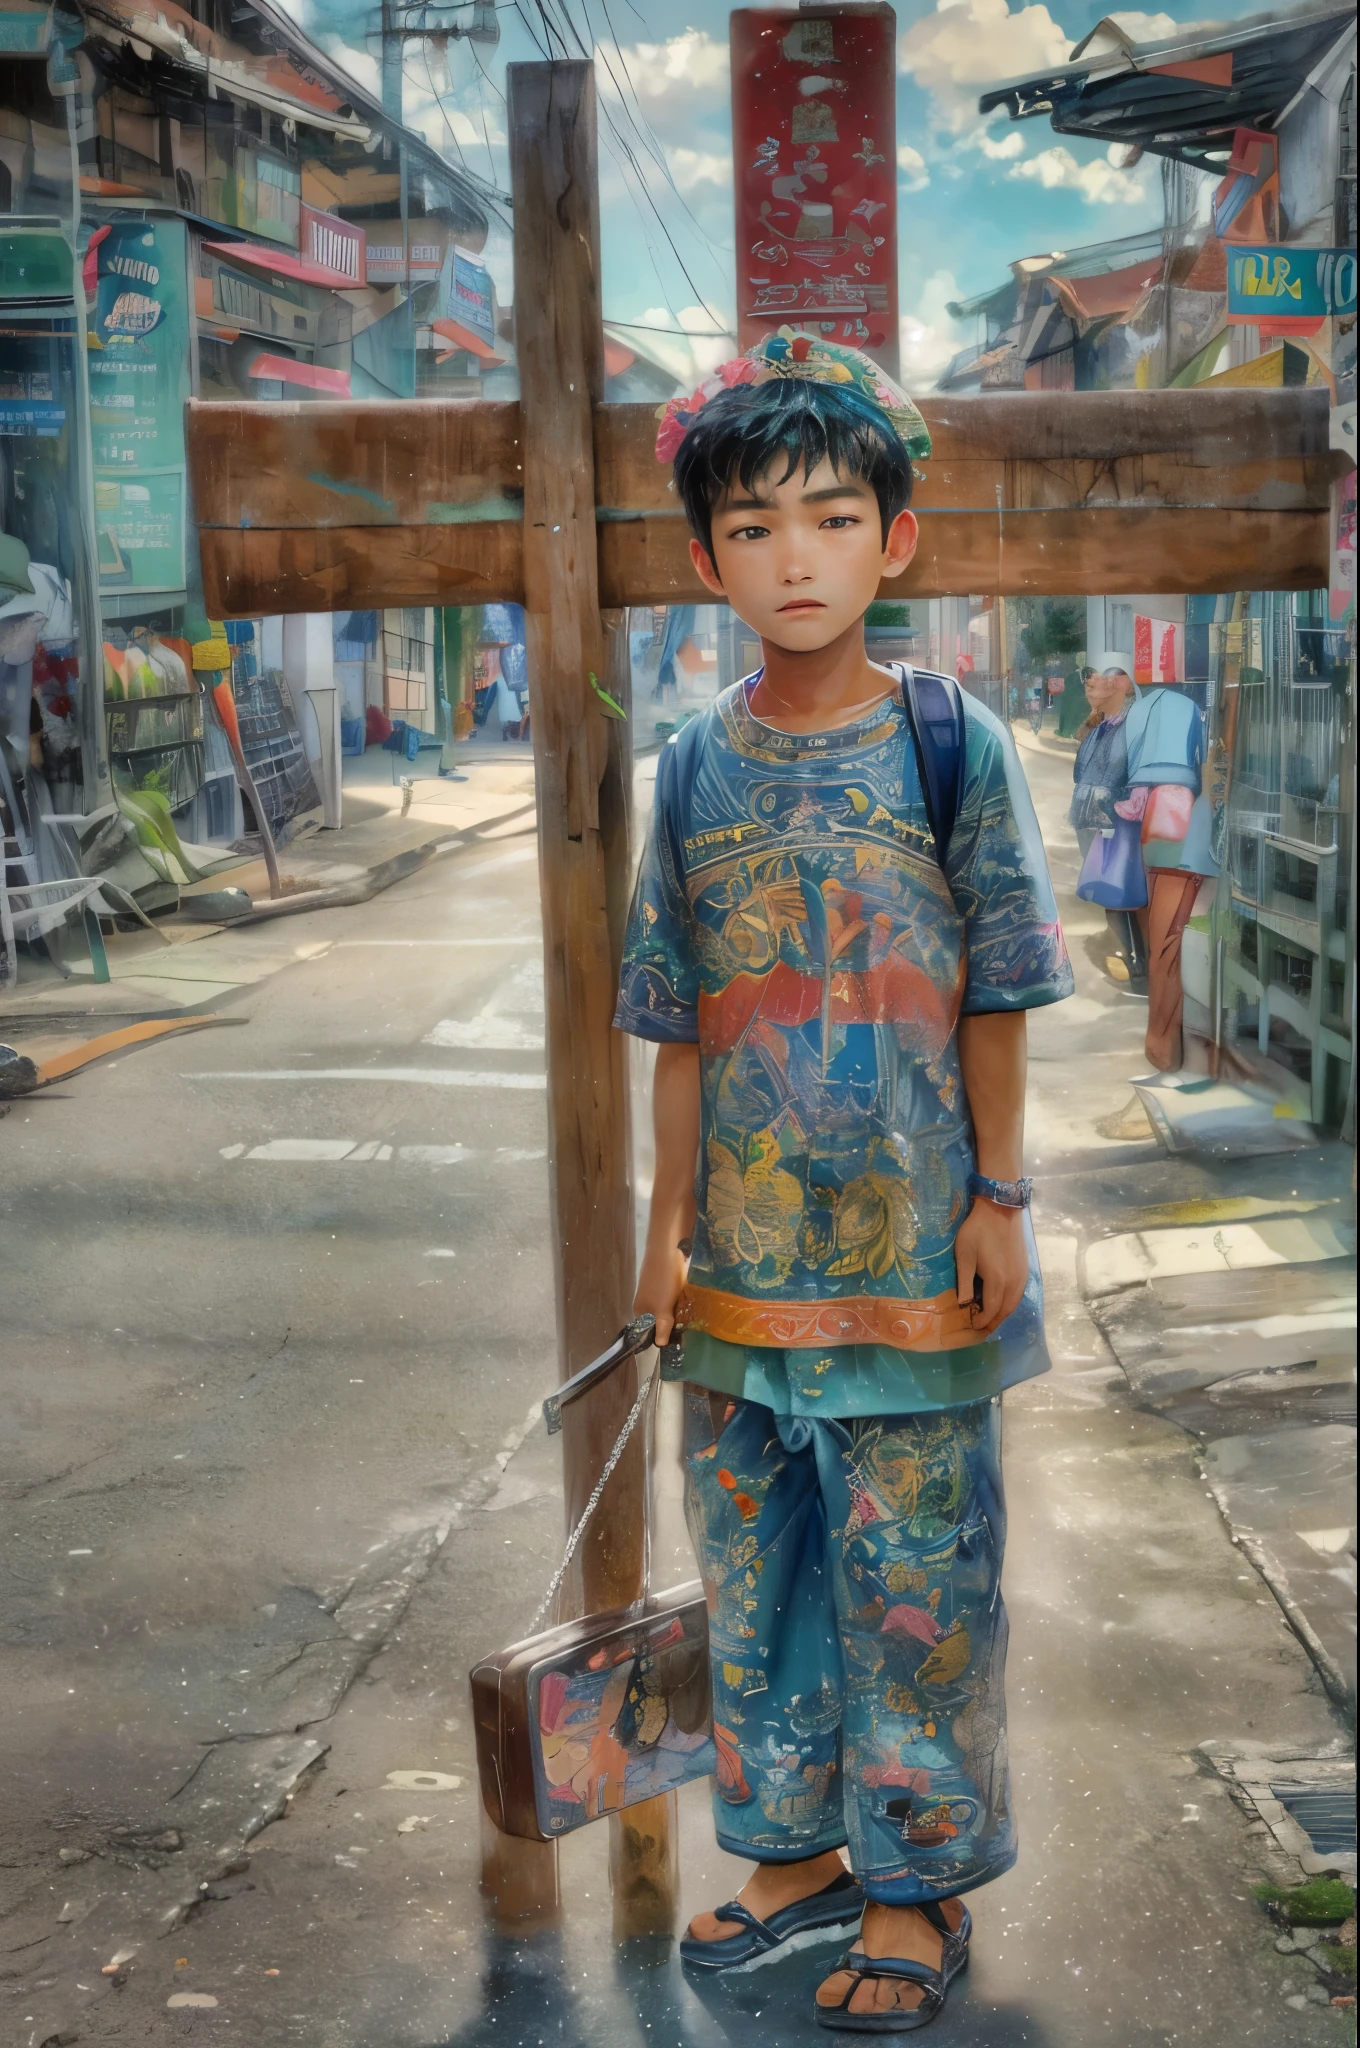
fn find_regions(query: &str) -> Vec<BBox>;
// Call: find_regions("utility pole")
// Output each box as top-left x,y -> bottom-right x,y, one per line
377,0 -> 498,127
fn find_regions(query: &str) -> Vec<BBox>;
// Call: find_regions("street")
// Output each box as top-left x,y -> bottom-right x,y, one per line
1,736 -> 1352,2048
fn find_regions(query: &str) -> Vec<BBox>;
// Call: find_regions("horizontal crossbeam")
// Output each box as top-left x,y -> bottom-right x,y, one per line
188,388 -> 1340,612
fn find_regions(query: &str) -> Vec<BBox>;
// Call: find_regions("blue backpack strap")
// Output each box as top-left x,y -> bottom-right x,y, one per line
899,663 -> 966,864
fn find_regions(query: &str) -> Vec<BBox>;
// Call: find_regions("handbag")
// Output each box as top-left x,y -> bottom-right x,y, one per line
1077,815 -> 1148,909
1139,782 -> 1195,848
470,1320 -> 715,1843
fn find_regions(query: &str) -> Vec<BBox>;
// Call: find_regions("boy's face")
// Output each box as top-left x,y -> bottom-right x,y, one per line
689,454 -> 918,652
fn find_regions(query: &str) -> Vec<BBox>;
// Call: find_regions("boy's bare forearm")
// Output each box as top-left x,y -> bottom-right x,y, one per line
647,1041 -> 700,1240
634,1042 -> 700,1343
957,1011 -> 1027,1179
954,1011 -> 1029,1336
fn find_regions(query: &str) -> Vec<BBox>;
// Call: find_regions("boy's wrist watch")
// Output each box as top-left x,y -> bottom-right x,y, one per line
968,1172 -> 1032,1210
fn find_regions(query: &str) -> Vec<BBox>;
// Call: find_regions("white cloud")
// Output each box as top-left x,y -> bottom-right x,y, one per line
898,0 -> 1071,136
1007,142 -> 1150,202
1103,11 -> 1179,43
599,29 -> 729,147
633,304 -> 734,384
669,147 -> 731,193
978,129 -> 1027,160
897,144 -> 930,192
900,269 -> 971,391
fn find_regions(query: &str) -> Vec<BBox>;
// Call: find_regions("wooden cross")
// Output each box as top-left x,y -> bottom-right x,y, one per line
184,57 -> 1343,1932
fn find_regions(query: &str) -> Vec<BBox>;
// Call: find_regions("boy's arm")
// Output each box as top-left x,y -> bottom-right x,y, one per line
955,1011 -> 1028,1336
633,1042 -> 701,1344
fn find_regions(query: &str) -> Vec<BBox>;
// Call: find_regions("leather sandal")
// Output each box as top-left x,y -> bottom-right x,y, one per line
814,1899 -> 971,2032
679,1869 -> 863,1972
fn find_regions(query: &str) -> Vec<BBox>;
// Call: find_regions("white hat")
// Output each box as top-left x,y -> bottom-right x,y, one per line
1091,650 -> 1135,677
0,561 -> 73,641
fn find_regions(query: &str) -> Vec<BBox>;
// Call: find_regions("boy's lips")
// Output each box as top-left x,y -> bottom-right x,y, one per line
777,600 -> 825,614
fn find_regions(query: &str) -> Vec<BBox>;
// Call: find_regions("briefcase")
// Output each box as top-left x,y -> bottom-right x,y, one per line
469,1318 -> 715,1843
470,1582 -> 714,1842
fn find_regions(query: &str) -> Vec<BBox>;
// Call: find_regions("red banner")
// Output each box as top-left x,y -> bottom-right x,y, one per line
1134,614 -> 1185,685
730,5 -> 898,371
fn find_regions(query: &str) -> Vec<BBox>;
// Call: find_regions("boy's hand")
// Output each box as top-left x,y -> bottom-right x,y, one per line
954,1200 -> 1028,1336
634,1235 -> 691,1347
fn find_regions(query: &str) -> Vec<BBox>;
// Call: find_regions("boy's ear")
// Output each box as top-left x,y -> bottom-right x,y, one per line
689,537 -> 727,598
879,509 -> 919,583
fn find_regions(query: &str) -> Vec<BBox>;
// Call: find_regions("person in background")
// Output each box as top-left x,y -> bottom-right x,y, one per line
1120,676 -> 1209,1073
1070,656 -> 1145,988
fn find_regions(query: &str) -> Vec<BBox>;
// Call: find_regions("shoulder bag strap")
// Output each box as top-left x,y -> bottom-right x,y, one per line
898,663 -> 966,864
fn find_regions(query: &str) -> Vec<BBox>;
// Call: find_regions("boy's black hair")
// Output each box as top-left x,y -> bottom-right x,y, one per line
673,377 -> 913,562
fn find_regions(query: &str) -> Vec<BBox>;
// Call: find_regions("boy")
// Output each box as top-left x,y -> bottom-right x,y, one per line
615,333 -> 1073,2034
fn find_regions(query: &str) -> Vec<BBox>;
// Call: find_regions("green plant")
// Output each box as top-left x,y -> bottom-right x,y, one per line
113,777 -> 205,886
1021,601 -> 1085,669
1252,1878 -> 1356,1925
866,601 -> 912,628
1318,1943 -> 1356,1977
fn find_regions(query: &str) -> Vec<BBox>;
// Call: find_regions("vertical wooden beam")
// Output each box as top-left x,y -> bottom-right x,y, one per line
507,58 -> 674,1938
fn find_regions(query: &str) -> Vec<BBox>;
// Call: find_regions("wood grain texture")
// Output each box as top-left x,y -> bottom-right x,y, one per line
187,396 -> 523,529
510,58 -> 640,1608
597,505 -> 1331,604
197,521 -> 523,615
199,500 -> 1328,611
592,392 -> 1335,517
188,388 -> 1335,526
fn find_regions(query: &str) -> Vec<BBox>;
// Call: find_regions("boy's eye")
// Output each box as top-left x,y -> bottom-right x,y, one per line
728,524 -> 770,541
821,515 -> 859,530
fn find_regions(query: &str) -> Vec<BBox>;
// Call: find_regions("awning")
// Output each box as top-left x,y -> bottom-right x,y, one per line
1046,256 -> 1164,324
248,354 -> 351,396
977,4 -> 1353,170
604,337 -> 636,378
205,242 -> 367,294
430,316 -> 503,364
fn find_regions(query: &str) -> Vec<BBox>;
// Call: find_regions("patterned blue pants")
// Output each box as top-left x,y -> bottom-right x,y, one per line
683,1389 -> 1016,1905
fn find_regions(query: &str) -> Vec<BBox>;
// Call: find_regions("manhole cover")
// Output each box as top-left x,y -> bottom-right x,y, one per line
1270,1782 -> 1357,1858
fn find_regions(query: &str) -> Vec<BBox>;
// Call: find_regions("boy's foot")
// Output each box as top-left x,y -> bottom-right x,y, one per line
815,1898 -> 967,2018
686,1848 -> 851,1945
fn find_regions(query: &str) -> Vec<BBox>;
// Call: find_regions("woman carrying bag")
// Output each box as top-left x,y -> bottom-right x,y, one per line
1072,657 -> 1146,988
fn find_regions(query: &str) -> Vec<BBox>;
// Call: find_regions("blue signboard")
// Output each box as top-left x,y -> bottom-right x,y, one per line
448,247 -> 494,342
1227,246 -> 1358,326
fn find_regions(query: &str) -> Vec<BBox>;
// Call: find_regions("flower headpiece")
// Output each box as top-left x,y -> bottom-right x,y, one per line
654,327 -> 931,468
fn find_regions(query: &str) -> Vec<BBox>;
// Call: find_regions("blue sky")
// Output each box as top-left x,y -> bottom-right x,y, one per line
283,0 -> 1270,388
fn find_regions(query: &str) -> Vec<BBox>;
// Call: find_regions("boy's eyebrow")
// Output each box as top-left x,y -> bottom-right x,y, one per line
717,478 -> 872,514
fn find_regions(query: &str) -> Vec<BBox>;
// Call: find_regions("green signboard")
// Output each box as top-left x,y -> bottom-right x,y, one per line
88,218 -> 191,594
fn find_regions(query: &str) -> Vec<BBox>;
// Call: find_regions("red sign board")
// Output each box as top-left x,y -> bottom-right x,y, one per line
1134,614 -> 1185,685
299,204 -> 366,287
730,5 -> 898,371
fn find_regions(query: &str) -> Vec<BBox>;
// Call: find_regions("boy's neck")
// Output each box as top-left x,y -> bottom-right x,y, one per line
748,620 -> 894,734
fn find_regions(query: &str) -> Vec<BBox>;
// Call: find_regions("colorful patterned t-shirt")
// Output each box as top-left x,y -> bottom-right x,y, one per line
615,676 -> 1074,1413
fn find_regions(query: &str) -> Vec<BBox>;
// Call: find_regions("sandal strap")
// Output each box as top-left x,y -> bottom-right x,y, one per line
836,1949 -> 943,1993
713,1901 -> 777,1949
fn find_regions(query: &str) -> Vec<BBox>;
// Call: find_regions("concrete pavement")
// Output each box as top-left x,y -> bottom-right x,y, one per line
1,732 -> 1353,2046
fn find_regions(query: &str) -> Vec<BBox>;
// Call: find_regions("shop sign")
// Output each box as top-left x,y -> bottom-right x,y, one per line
446,246 -> 494,342
300,204 -> 365,285
1227,246 -> 1357,327
366,235 -> 447,283
730,5 -> 898,368
0,367 -> 63,435
89,219 -> 191,594
1134,615 -> 1184,685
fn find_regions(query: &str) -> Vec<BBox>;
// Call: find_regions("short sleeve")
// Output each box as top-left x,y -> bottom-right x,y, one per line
614,737 -> 701,1042
945,703 -> 1076,1015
